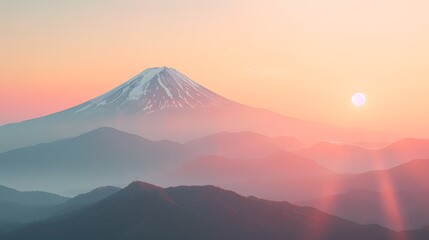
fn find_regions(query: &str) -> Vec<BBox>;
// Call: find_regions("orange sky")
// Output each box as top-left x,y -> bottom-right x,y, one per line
1,0 -> 429,137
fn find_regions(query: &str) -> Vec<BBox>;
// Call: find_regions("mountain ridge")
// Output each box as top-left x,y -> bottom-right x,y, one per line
0,185 -> 69,206
2,181 -> 404,240
0,127 -> 192,193
295,138 -> 429,172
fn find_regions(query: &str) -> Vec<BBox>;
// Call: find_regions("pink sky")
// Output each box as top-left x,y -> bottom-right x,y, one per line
2,0 -> 429,137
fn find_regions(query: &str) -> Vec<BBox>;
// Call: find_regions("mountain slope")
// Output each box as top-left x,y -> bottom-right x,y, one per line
0,185 -> 69,206
0,185 -> 68,224
186,131 -> 306,159
350,159 -> 429,192
0,185 -> 120,224
169,157 -> 429,205
299,189 -> 429,231
0,127 -> 192,193
2,181 -> 403,240
0,222 -> 24,237
174,151 -> 333,182
171,151 -> 334,200
73,67 -> 236,115
295,138 -> 429,172
0,67 -> 400,153
0,201 -> 58,223
271,159 -> 429,202
63,186 -> 121,207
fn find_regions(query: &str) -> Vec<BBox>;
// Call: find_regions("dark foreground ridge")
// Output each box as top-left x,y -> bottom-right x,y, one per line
3,181 -> 426,240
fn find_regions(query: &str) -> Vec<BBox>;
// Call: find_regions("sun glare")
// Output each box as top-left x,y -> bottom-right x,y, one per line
351,92 -> 366,106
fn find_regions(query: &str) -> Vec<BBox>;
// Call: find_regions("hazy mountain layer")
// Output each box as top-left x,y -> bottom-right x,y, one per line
295,138 -> 429,172
0,127 -> 192,193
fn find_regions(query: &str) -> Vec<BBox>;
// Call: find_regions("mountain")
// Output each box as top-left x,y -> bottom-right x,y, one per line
407,227 -> 429,240
299,189 -> 429,231
176,151 -> 333,181
383,138 -> 429,160
348,159 -> 429,192
0,185 -> 120,224
186,131 -> 306,159
74,67 -> 236,114
0,67 -> 400,153
170,151 -> 334,200
169,154 -> 429,203
0,185 -> 68,223
2,181 -> 404,240
0,127 -> 192,193
51,185 -> 122,219
350,141 -> 390,149
63,186 -> 121,207
0,222 -> 24,237
0,201 -> 57,223
0,185 -> 69,206
270,158 -> 429,203
295,138 -> 429,172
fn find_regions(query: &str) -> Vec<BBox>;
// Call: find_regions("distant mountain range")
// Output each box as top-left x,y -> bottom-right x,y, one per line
0,127 -> 192,193
299,189 -> 429,231
261,158 -> 429,202
64,186 -> 120,207
186,131 -> 307,159
0,67 -> 400,153
172,151 -> 334,198
0,184 -> 120,223
3,181 -> 416,240
0,185 -> 68,206
170,149 -> 429,220
0,127 -> 329,194
2,126 -> 429,205
295,139 -> 429,172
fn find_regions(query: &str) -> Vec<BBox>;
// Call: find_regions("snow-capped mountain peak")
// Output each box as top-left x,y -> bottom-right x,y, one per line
74,67 -> 235,115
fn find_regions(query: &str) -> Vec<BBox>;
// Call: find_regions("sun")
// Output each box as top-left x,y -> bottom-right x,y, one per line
351,92 -> 366,106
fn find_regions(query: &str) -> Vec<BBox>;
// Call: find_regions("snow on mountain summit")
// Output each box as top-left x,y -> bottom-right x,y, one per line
74,67 -> 236,115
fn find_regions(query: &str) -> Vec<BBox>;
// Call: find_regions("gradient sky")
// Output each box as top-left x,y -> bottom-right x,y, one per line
1,0 -> 429,137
